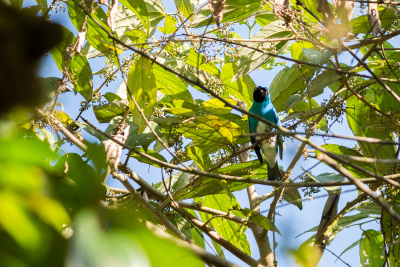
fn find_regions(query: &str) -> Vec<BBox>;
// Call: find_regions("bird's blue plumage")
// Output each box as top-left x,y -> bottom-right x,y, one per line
248,86 -> 283,180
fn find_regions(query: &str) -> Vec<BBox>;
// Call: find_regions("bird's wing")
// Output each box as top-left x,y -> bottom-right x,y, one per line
248,117 -> 263,164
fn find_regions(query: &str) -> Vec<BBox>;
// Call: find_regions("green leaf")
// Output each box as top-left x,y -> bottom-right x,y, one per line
130,147 -> 167,167
128,56 -> 158,134
233,20 -> 293,80
337,239 -> 360,262
346,95 -> 396,174
185,209 -> 205,249
187,146 -> 212,171
93,100 -> 129,123
302,48 -> 332,67
240,208 -> 280,234
174,0 -> 194,18
177,115 -> 244,146
50,25 -> 75,72
360,230 -> 385,267
255,10 -> 277,27
222,63 -> 255,106
153,64 -> 193,101
382,192 -> 400,266
350,7 -> 394,34
70,54 -> 93,101
158,16 -> 177,34
199,195 -> 250,255
124,29 -> 147,44
282,181 -> 303,210
204,98 -> 236,115
307,71 -> 342,97
305,171 -> 344,192
290,42 -> 314,61
186,49 -> 220,76
190,0 -> 262,28
119,0 -> 150,32
67,1 -> 114,53
269,65 -> 315,112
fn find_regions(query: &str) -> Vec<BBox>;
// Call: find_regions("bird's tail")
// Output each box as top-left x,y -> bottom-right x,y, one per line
268,162 -> 282,181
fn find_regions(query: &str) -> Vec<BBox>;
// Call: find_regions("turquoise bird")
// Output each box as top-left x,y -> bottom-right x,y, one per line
248,86 -> 283,181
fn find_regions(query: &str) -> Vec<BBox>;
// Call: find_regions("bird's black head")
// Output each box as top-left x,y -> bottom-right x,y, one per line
253,86 -> 269,103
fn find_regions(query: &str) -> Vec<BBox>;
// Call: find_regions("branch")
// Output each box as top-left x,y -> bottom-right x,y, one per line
316,153 -> 400,224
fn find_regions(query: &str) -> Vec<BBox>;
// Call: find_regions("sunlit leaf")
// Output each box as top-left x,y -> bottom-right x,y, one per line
359,229 -> 385,267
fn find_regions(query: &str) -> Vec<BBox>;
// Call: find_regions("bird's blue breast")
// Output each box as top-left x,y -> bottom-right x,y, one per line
248,100 -> 276,132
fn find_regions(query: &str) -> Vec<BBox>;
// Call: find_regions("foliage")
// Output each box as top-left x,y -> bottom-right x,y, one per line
2,0 -> 400,266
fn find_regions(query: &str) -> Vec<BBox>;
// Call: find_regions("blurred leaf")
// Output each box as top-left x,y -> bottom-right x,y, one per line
0,192 -> 42,252
292,239 -> 321,267
185,209 -> 205,249
359,229 -> 385,267
269,65 -> 314,112
233,20 -> 293,80
177,115 -> 243,146
302,48 -> 332,67
222,63 -> 255,106
127,56 -> 158,134
241,208 -> 280,233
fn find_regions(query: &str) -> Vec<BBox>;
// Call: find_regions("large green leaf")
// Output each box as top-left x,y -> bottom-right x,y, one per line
269,65 -> 315,112
307,71 -> 341,97
190,0 -> 262,28
360,230 -> 385,267
187,146 -> 212,171
305,171 -> 344,192
177,115 -> 243,146
316,144 -> 375,178
50,26 -> 93,101
93,100 -> 129,123
222,63 -> 255,106
130,147 -> 167,167
233,20 -> 293,80
350,7 -> 395,34
198,195 -> 250,255
127,57 -> 158,134
153,64 -> 193,101
204,98 -> 236,115
174,0 -> 194,18
382,192 -> 400,266
67,1 -> 116,54
346,95 -> 396,174
119,0 -> 150,31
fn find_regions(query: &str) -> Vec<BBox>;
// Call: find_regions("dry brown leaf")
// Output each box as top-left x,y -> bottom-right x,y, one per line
103,122 -> 130,182
208,0 -> 226,28
75,29 -> 87,54
107,0 -> 119,32
368,3 -> 381,34
316,0 -> 334,25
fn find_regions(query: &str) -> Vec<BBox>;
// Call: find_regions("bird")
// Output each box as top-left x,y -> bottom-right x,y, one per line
248,86 -> 284,181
